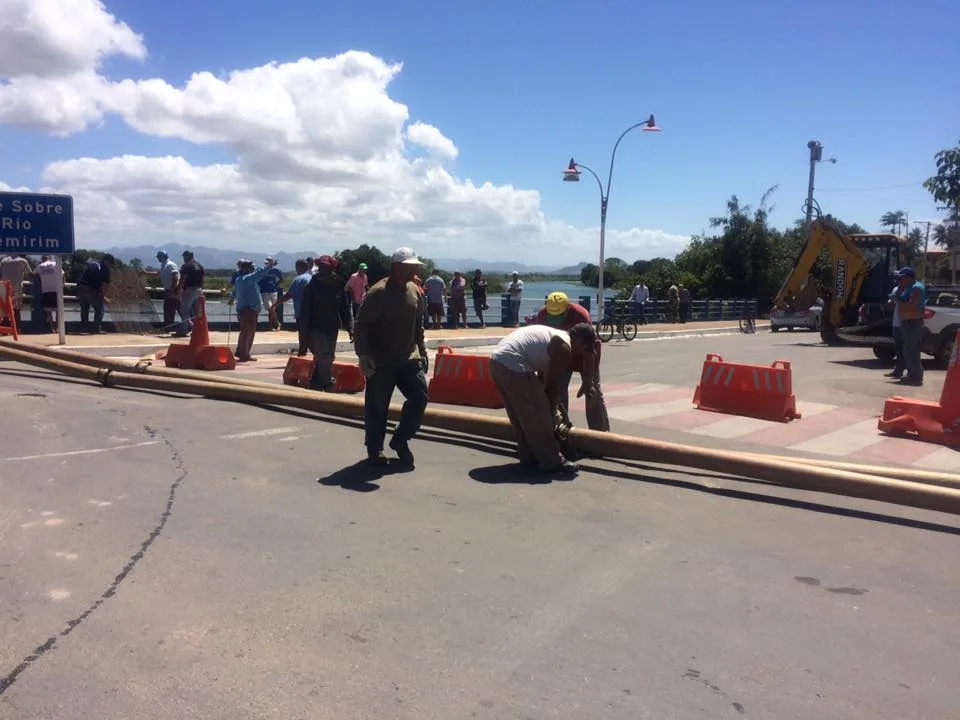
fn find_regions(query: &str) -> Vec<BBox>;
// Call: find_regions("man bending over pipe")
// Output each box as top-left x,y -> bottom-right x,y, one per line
533,291 -> 609,431
490,322 -> 598,474
354,247 -> 430,468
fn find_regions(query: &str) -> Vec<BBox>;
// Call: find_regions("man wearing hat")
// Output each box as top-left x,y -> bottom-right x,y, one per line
891,266 -> 927,386
154,250 -> 180,327
300,255 -> 353,391
231,259 -> 268,362
354,247 -> 429,467
346,262 -> 370,321
258,257 -> 284,330
533,292 -> 609,431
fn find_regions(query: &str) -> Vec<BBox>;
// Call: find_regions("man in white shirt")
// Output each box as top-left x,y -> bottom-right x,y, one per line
151,250 -> 180,327
629,280 -> 649,324
34,256 -> 60,331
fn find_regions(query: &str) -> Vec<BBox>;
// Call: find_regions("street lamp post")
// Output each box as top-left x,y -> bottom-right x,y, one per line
803,140 -> 837,233
563,114 -> 661,313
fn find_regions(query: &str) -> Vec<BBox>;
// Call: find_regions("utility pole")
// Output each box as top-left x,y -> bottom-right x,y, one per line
804,141 -> 836,234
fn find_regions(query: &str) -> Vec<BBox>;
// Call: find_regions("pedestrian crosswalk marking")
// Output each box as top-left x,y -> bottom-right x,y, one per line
787,419 -> 883,457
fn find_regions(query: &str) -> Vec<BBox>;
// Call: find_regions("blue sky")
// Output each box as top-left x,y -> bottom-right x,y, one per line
1,0 -> 957,261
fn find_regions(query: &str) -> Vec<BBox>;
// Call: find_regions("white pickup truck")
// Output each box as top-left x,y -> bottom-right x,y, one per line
921,294 -> 960,368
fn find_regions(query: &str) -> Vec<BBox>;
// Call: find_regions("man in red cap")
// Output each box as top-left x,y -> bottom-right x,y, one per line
299,255 -> 353,391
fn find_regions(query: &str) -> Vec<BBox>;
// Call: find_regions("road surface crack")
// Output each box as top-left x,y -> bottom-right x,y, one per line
0,426 -> 187,696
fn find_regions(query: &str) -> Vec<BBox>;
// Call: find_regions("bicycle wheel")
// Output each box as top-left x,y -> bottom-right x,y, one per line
739,316 -> 756,334
596,320 -> 614,343
619,320 -> 638,341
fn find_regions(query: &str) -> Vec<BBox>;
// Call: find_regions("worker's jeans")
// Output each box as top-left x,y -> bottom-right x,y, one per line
308,330 -> 337,391
892,327 -> 905,376
559,368 -> 610,431
77,285 -> 104,330
509,298 -> 521,326
178,287 -> 202,335
900,319 -> 924,382
235,308 -> 258,361
364,361 -> 429,455
491,360 -> 564,471
162,291 -> 180,327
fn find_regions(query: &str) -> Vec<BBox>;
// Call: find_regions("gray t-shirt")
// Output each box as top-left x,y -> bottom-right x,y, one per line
491,325 -> 569,374
159,258 -> 179,291
424,276 -> 445,304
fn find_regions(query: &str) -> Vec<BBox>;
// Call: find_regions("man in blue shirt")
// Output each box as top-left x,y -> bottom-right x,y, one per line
231,259 -> 268,362
275,259 -> 313,355
891,266 -> 927,386
258,257 -> 284,331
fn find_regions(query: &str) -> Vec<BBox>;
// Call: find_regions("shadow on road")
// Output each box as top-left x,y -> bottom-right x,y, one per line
317,460 -> 396,492
582,463 -> 960,537
829,357 -> 942,371
469,464 -> 554,485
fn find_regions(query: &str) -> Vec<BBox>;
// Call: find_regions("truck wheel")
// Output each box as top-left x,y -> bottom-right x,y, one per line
936,334 -> 957,370
872,345 -> 896,363
770,325 -> 781,333
820,329 -> 840,344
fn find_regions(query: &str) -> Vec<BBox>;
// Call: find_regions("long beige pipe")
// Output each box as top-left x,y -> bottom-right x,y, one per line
2,342 -> 959,517
5,341 -> 957,491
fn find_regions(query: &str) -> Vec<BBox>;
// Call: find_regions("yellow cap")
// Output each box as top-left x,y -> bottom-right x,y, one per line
546,291 -> 569,316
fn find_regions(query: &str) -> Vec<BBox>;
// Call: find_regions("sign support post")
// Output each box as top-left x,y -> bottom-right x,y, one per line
55,257 -> 66,345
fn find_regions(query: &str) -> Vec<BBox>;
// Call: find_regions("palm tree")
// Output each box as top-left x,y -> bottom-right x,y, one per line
879,210 -> 907,235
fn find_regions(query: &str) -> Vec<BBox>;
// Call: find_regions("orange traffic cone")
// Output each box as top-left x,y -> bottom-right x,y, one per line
188,296 -> 211,349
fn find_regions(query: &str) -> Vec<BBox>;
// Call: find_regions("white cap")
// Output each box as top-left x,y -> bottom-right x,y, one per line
391,247 -> 422,265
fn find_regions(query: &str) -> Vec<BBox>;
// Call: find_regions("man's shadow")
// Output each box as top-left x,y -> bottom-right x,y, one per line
318,459 -> 413,493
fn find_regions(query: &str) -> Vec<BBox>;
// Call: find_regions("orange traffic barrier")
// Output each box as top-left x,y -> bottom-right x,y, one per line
428,345 -> 504,409
878,330 -> 960,446
282,356 -> 366,393
163,297 -> 236,371
693,353 -> 801,422
283,355 -> 315,388
0,280 -> 19,340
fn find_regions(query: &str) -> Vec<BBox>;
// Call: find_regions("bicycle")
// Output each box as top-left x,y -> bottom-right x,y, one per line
739,308 -> 757,334
596,310 -> 638,343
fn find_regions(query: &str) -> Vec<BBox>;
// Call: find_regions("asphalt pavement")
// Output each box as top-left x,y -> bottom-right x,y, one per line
0,350 -> 958,719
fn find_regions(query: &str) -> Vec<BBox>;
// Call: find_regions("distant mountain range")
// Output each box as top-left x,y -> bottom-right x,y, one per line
104,244 -> 587,276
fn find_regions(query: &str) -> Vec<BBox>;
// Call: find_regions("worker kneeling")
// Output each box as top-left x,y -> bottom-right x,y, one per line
490,323 -> 599,474
534,292 -> 610,431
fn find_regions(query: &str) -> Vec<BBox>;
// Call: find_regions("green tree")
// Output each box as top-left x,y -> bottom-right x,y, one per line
879,210 -> 907,235
923,138 -> 960,215
129,257 -> 143,271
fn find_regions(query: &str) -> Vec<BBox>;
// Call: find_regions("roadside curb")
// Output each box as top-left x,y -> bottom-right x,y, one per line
33,323 -> 768,358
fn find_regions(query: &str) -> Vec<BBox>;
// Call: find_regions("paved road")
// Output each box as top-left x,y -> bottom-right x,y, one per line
0,359 -> 958,719
227,329 -> 957,470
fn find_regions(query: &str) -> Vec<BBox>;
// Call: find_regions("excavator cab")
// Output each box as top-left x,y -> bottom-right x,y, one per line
774,218 -> 905,345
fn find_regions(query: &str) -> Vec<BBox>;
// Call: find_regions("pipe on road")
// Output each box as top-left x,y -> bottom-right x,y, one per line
2,342 -> 959,517
5,341 -> 958,491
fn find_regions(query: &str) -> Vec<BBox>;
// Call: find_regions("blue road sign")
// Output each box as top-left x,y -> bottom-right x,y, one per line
0,192 -> 75,255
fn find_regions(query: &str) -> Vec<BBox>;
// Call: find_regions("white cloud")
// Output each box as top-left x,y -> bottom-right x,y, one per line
405,122 -> 458,160
0,0 -> 688,264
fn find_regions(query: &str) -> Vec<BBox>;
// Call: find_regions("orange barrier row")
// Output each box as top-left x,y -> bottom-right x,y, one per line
282,356 -> 366,393
693,353 -> 801,422
0,280 -> 19,340
878,330 -> 960,446
428,345 -> 504,409
162,297 -> 236,371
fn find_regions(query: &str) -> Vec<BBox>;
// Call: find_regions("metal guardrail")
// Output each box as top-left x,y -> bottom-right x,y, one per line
601,298 -> 759,323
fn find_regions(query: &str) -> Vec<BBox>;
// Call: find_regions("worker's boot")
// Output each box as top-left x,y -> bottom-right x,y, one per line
389,436 -> 415,468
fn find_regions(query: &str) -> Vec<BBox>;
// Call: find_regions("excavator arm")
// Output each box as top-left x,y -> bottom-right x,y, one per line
774,219 -> 867,333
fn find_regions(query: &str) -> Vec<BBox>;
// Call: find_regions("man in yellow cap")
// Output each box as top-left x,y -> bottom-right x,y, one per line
533,292 -> 609,431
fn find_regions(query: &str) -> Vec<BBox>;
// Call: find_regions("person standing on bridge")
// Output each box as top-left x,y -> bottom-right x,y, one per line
629,279 -> 649,324
275,259 -> 313,356
300,256 -> 352,392
231,259 -> 267,363
145,250 -> 180,329
0,254 -> 32,327
345,262 -> 369,322
34,256 -> 60,332
76,254 -> 114,334
891,266 -> 926,386
175,250 -> 205,337
533,292 -> 609,432
354,247 -> 429,468
490,322 -> 598,474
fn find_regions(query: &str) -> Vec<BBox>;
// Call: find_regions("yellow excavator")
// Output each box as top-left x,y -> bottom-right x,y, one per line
774,217 -> 906,350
